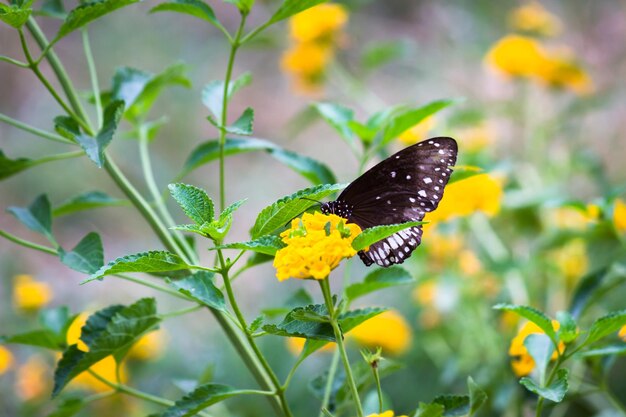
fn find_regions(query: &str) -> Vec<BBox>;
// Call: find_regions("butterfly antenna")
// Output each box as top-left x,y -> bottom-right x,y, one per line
282,198 -> 323,228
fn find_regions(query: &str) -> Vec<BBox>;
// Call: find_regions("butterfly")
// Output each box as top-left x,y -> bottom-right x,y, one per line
320,137 -> 458,267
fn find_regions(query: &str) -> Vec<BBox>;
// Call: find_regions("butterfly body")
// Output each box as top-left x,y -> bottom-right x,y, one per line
320,137 -> 458,267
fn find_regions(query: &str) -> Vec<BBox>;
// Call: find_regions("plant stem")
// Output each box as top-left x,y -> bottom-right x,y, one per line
318,348 -> 341,417
0,54 -> 29,67
319,278 -> 364,417
82,28 -> 102,129
158,304 -> 204,319
0,113 -> 74,144
0,229 -> 58,255
373,364 -> 383,413
535,356 -> 565,417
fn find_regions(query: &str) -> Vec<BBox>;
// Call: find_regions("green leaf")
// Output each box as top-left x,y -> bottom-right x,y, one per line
168,271 -> 226,311
524,334 -> 554,382
578,344 -> 626,358
111,64 -> 191,121
263,304 -> 335,341
351,221 -> 426,252
362,40 -> 409,70
56,0 -> 140,40
493,304 -> 557,346
250,183 -> 346,239
345,266 -> 414,300
83,251 -> 193,284
40,306 -> 75,338
268,147 -> 336,185
0,150 -> 34,180
414,402 -> 444,417
150,0 -> 220,27
2,329 -> 64,350
47,396 -> 85,417
225,107 -> 254,135
7,194 -> 54,242
381,99 -> 456,145
53,191 -> 126,216
168,183 -> 214,224
36,0 -> 66,19
313,102 -> 356,145
467,376 -> 487,416
202,72 -> 252,119
215,235 -> 285,256
267,0 -> 326,24
80,305 -> 124,348
59,232 -> 104,274
52,298 -> 160,396
556,311 -> 578,344
155,383 -> 242,417
519,369 -> 569,403
432,395 -> 469,417
55,100 -> 125,167
569,267 -> 610,319
219,198 -> 246,222
583,310 -> 626,347
223,0 -> 254,14
0,1 -> 32,28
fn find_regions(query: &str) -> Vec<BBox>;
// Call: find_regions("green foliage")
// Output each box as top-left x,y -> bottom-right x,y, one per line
361,40 -> 409,70
150,0 -> 221,29
53,299 -> 160,396
215,235 -> 285,256
263,304 -> 335,341
345,266 -> 414,300
583,310 -> 626,347
432,395 -> 469,416
36,0 -> 65,19
47,397 -> 84,417
314,102 -> 357,148
0,0 -> 32,28
84,251 -> 193,284
351,221 -> 426,252
224,107 -> 254,135
267,0 -> 326,24
414,402 -> 445,417
3,306 -> 74,350
56,0 -> 140,40
169,183 -> 215,225
223,0 -> 254,15
7,193 -> 55,243
53,191 -> 126,216
59,232 -> 104,274
493,303 -> 558,346
168,271 -> 226,311
520,369 -> 569,402
202,72 -> 252,120
523,334 -> 554,381
379,99 -> 456,145
0,150 -> 34,180
250,183 -> 346,238
556,311 -> 578,343
467,377 -> 487,416
156,383 -> 242,417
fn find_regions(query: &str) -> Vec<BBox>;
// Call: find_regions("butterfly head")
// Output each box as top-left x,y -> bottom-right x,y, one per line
320,200 -> 353,220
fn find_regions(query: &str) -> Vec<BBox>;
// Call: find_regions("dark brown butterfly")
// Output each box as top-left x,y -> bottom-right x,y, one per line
321,137 -> 458,267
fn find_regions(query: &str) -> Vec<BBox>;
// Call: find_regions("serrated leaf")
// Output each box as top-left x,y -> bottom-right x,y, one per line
202,72 -> 252,119
155,383 -> 243,417
380,99 -> 456,145
53,298 -> 160,396
37,0 -> 66,19
249,315 -> 265,333
432,395 -> 470,417
263,304 -> 334,341
345,266 -> 414,300
352,221 -> 426,252
250,183 -> 346,239
150,0 -> 220,27
168,271 -> 226,311
313,102 -> 356,145
53,191 -> 126,216
493,304 -> 557,346
467,376 -> 487,416
7,194 -> 54,242
0,150 -> 34,180
524,334 -> 554,382
0,2 -> 32,28
59,232 -> 104,274
170,224 -> 206,236
215,235 -> 285,256
83,251 -> 192,284
225,107 -> 254,135
556,311 -> 578,343
168,183 -> 214,224
2,329 -> 64,350
219,199 -> 246,222
267,0 -> 326,24
583,310 -> 626,347
80,305 -> 124,348
56,0 -> 140,40
519,369 -> 568,402
414,402 -> 445,417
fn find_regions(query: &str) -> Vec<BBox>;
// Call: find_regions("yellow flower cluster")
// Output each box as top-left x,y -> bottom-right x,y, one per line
13,274 -> 52,311
485,34 -> 593,95
398,116 -> 436,145
0,346 -> 14,374
549,205 -> 599,230
281,3 -> 348,94
367,412 -> 408,417
274,212 -> 361,281
550,238 -> 588,285
508,2 -> 562,37
619,325 -> 626,342
614,198 -> 626,233
458,122 -> 497,153
509,320 -> 564,377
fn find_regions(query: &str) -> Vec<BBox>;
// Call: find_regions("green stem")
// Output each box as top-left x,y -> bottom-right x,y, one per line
0,229 -> 58,255
373,364 -> 383,413
0,55 -> 29,67
32,150 -> 85,165
282,353 -> 305,390
25,18 -> 94,135
82,28 -> 102,129
83,390 -> 116,404
114,274 -> 191,300
319,278 -> 364,417
239,20 -> 272,45
0,113 -> 74,144
158,304 -> 204,319
318,348 -> 341,417
535,356 -> 565,417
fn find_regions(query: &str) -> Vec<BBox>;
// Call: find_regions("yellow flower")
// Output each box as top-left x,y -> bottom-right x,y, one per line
349,310 -> 411,355
0,346 -> 14,374
508,2 -> 562,37
614,198 -> 626,233
536,50 -> 594,95
286,337 -> 335,355
426,232 -> 464,264
424,174 -> 503,224
16,356 -> 50,400
413,280 -> 437,306
273,212 -> 361,281
128,330 -> 166,361
459,249 -> 483,276
288,3 -> 348,44
398,116 -> 436,145
509,320 -> 564,377
367,410 -> 408,417
619,325 -> 626,342
485,34 -> 548,78
550,205 -> 599,230
13,274 -> 52,311
551,239 -> 588,284
458,123 -> 496,153
66,312 -> 128,391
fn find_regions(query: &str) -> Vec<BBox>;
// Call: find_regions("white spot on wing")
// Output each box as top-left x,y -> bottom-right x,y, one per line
424,177 -> 432,184
418,190 -> 427,197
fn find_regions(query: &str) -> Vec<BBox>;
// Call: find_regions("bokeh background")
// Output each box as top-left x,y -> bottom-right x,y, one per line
1,1 -> 626,416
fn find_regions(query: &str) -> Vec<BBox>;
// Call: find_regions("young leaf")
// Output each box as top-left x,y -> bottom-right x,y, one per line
36,0 -> 66,19
7,194 -> 55,242
150,0 -> 220,28
268,147 -> 337,185
524,334 -> 554,382
214,235 -> 285,256
168,183 -> 214,224
467,376 -> 487,416
250,183 -> 346,239
380,99 -> 456,145
59,232 -> 104,274
155,383 -> 243,417
583,310 -> 626,347
345,266 -> 414,300
52,298 -> 160,396
432,395 -> 470,417
53,191 -> 126,216
313,102 -> 356,146
1,329 -> 64,350
267,0 -> 326,24
168,271 -> 226,311
569,267 -> 610,319
0,1 -> 32,28
493,304 -> 557,346
262,304 -> 335,341
202,72 -> 252,119
0,150 -> 34,180
556,311 -> 578,344
56,0 -> 140,40
83,251 -> 193,284
519,369 -> 569,402
219,199 -> 246,222
352,221 -> 426,252
414,402 -> 445,417
226,107 -> 254,135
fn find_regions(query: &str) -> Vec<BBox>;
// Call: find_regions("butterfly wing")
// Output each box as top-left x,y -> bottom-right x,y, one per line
340,137 -> 458,267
